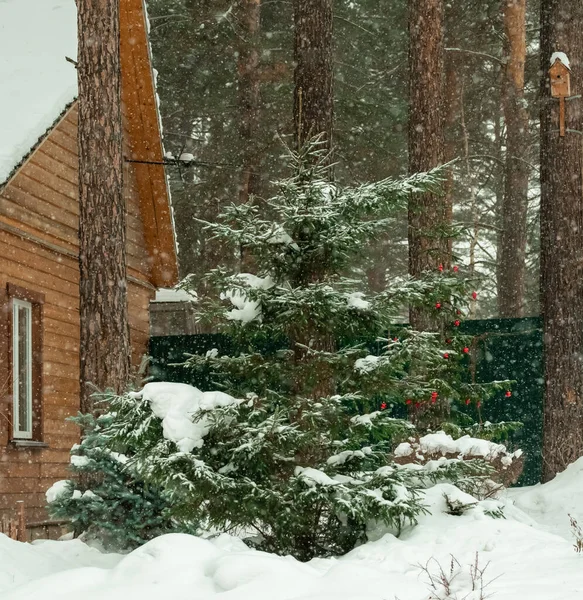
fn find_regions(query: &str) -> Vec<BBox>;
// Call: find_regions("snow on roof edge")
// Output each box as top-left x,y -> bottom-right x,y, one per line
0,99 -> 77,189
550,51 -> 571,69
153,288 -> 198,303
142,0 -> 179,260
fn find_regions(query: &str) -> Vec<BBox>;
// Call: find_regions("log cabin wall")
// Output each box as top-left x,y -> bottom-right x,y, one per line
0,102 -> 156,527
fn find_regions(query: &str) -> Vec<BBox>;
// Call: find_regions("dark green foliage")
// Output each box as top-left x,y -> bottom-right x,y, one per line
101,145 -> 504,561
47,412 -> 198,551
105,384 -> 494,561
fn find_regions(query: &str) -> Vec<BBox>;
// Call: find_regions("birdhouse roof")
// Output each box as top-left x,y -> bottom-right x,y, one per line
550,52 -> 571,71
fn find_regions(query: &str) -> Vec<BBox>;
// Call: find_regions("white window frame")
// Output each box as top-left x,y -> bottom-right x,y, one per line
12,298 -> 33,439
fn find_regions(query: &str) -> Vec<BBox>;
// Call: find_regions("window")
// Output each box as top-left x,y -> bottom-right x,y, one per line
12,299 -> 33,439
1,283 -> 45,444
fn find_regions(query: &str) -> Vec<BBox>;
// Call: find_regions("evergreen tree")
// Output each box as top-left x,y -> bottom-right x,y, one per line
47,412 -> 198,551
102,143 -> 507,560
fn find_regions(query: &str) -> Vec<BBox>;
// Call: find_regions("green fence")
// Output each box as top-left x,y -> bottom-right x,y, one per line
149,316 -> 543,486
460,318 -> 543,485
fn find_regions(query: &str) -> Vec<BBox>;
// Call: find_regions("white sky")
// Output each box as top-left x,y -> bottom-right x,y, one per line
0,0 -> 77,183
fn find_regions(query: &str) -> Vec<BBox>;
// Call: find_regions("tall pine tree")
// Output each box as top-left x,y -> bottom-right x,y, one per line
540,0 -> 583,481
293,0 -> 334,149
408,0 -> 450,330
498,0 -> 530,317
78,0 -> 130,411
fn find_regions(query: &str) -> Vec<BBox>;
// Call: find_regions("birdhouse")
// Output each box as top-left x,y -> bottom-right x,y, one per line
549,58 -> 571,98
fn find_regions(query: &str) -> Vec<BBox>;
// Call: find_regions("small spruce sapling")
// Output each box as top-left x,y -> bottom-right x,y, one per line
47,411 -> 197,551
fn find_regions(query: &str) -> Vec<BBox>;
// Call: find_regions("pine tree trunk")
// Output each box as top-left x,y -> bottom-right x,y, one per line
78,0 -> 130,413
408,0 -> 448,330
293,0 -> 334,149
443,46 -> 460,261
237,0 -> 262,205
498,0 -> 529,318
291,0 -> 334,394
540,0 -> 583,481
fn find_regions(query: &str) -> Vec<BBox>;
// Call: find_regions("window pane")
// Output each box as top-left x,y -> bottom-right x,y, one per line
13,301 -> 32,437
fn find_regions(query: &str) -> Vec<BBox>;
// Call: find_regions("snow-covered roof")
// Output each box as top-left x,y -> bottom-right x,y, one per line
550,51 -> 571,69
153,288 -> 198,303
0,0 -> 77,184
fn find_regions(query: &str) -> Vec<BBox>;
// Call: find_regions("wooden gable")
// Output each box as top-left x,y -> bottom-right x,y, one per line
0,0 -> 178,534
120,0 -> 178,288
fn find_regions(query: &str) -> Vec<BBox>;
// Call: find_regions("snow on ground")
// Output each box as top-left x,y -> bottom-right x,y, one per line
4,466 -> 583,599
0,535 -> 118,596
505,455 -> 583,541
0,0 -> 77,183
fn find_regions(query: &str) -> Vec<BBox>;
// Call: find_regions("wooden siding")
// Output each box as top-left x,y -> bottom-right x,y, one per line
0,102 -> 157,522
120,0 -> 178,287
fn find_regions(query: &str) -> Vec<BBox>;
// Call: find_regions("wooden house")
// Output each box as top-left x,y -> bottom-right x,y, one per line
0,0 -> 178,535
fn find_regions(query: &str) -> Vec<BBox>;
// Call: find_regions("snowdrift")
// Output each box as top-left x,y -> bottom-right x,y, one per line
4,467 -> 583,599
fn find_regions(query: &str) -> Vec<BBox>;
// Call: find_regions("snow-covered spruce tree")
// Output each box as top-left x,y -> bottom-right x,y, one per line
107,141 -> 509,560
46,412 -> 198,551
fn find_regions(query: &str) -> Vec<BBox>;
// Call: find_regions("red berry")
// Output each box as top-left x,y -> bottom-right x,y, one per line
415,402 -> 421,408
380,402 -> 387,410
456,310 -> 462,315
431,391 -> 438,400
446,338 -> 452,344
435,302 -> 442,309
472,291 -> 478,300
465,398 -> 471,405
463,347 -> 470,354
454,320 -> 461,327
505,391 -> 512,398
438,264 -> 444,272
443,353 -> 449,359
406,399 -> 412,405
453,265 -> 459,272
393,337 -> 398,342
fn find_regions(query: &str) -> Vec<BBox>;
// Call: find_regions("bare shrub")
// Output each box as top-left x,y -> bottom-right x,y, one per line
394,435 -> 523,493
569,514 -> 583,553
418,552 -> 499,600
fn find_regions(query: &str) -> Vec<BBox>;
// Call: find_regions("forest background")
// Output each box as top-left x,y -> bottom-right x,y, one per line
146,0 -> 540,319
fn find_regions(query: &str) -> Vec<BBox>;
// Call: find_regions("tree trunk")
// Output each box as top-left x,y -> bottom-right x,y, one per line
498,0 -> 530,318
408,0 -> 448,330
540,0 -> 583,481
78,0 -> 130,412
293,0 -> 334,150
237,0 -> 262,205
442,49 -> 459,262
291,0 -> 334,395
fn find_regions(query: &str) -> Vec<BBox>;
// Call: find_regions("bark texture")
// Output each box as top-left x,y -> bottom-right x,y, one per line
443,42 -> 460,262
540,0 -> 583,481
293,0 -> 334,149
408,0 -> 448,330
498,0 -> 530,318
237,0 -> 262,205
78,0 -> 130,412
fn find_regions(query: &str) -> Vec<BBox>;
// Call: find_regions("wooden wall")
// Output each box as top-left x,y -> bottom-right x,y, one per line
0,102 -> 157,524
